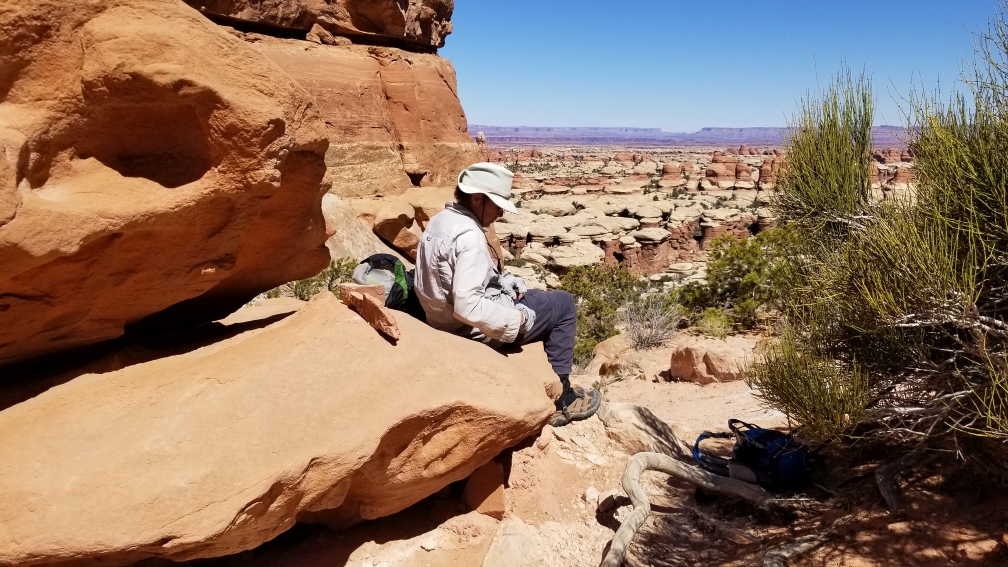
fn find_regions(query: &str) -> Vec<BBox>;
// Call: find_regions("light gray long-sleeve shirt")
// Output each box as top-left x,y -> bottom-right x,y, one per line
414,202 -> 522,343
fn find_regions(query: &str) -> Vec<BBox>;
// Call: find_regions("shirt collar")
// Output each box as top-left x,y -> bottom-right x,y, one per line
444,201 -> 484,229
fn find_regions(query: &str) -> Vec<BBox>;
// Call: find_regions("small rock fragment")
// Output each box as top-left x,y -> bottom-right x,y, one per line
597,489 -> 622,513
463,461 -> 506,520
583,486 -> 600,505
419,536 -> 437,551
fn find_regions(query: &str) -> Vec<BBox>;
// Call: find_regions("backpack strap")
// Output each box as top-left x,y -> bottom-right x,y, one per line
728,418 -> 769,449
728,419 -> 761,435
693,431 -> 732,477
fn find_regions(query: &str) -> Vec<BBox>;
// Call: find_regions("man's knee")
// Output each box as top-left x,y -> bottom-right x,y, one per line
553,290 -> 576,316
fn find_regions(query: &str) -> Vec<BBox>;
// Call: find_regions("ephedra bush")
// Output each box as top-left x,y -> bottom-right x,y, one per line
750,27 -> 1008,470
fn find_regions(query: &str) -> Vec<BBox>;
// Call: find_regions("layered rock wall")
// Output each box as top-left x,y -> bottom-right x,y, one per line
252,41 -> 480,197
187,0 -> 454,49
0,0 -> 332,365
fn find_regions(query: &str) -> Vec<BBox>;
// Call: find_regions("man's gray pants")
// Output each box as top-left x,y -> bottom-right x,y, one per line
514,289 -> 576,376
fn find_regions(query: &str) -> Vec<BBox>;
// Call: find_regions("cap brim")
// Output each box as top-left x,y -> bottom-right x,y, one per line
486,192 -> 518,214
459,182 -> 518,214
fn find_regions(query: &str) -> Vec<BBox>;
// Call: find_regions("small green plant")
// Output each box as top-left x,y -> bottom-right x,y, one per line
573,338 -> 598,370
561,264 -> 643,367
748,327 -> 869,442
672,228 -> 793,330
695,307 -> 731,338
504,256 -> 529,268
265,257 -> 358,301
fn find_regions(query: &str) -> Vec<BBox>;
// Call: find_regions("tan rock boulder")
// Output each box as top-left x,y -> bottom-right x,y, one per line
668,334 -> 757,384
339,285 -> 401,339
735,162 -> 753,182
463,461 -> 507,521
597,402 -> 691,459
0,293 -> 556,565
253,42 -> 480,197
186,0 -> 455,48
0,0 -> 331,366
321,194 -> 402,262
306,22 -> 350,45
758,156 -> 783,190
670,346 -> 739,384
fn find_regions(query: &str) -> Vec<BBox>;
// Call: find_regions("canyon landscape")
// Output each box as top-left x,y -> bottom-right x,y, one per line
2,2 -> 1007,567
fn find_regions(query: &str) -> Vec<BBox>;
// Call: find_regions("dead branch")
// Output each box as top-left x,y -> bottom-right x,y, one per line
762,532 -> 829,567
875,447 -> 923,512
601,452 -> 775,567
762,514 -> 852,567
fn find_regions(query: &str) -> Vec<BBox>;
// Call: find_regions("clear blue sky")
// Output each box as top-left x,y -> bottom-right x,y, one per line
441,1 -> 1001,132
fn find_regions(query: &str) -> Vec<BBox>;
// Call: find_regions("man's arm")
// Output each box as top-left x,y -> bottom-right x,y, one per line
450,230 -> 523,342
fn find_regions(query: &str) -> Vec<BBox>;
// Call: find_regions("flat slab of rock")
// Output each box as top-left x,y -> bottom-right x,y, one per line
0,294 -> 555,566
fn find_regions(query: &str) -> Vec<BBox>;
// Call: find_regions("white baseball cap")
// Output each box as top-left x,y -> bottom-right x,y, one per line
457,162 -> 518,214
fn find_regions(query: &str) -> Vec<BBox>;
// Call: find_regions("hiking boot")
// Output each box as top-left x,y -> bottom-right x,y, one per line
548,386 -> 601,427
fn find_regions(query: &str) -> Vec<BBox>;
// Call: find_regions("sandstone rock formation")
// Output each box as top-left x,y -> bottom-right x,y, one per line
321,193 -> 402,262
253,41 -> 480,197
670,346 -> 739,384
0,294 -> 556,565
873,147 -> 903,164
667,334 -> 756,384
0,0 -> 331,365
185,0 -> 455,48
758,156 -> 783,189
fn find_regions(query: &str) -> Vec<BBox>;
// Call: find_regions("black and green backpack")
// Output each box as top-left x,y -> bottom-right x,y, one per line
353,254 -> 426,322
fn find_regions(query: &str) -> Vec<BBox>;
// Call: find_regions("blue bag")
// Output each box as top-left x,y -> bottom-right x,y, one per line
693,419 -> 810,490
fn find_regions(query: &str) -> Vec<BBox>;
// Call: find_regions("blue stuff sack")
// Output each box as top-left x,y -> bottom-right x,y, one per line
693,419 -> 810,491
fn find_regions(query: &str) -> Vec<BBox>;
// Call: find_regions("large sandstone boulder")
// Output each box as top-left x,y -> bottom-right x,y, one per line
0,293 -> 556,565
253,41 -> 480,197
0,0 -> 331,365
186,0 -> 455,48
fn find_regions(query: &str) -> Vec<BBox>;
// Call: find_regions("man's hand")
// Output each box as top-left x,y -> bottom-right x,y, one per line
499,273 -> 528,301
514,303 -> 536,334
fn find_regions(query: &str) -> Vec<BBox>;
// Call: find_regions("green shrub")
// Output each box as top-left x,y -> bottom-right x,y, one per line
267,257 -> 358,301
672,229 -> 793,329
695,307 -> 731,339
751,29 -> 1008,454
675,281 -> 714,313
573,338 -> 598,369
561,265 -> 643,367
748,325 -> 869,442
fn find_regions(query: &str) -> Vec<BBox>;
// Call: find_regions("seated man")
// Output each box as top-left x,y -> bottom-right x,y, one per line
415,162 -> 600,426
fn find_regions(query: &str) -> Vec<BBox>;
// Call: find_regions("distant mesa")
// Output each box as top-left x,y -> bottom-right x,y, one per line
469,125 -> 908,147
